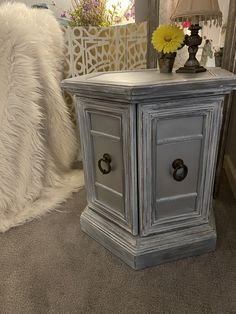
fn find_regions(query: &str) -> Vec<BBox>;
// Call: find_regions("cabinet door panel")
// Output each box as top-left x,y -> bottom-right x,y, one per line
139,98 -> 223,235
78,99 -> 137,235
156,140 -> 202,198
93,136 -> 123,196
95,183 -> 124,215
156,194 -> 197,220
157,116 -> 203,140
90,112 -> 121,137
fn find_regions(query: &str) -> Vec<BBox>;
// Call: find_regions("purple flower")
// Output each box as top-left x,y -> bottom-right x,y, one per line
114,16 -> 121,23
61,11 -> 67,18
93,0 -> 100,8
125,11 -> 131,21
131,4 -> 135,17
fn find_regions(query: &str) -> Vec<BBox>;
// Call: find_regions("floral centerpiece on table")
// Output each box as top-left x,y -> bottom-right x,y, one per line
151,24 -> 185,73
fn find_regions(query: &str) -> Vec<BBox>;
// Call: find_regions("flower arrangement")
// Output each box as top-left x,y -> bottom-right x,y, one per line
67,0 -> 135,27
69,0 -> 110,27
151,24 -> 185,73
152,24 -> 185,54
107,0 -> 135,25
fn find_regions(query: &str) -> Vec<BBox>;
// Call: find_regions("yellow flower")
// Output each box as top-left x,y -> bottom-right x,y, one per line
152,24 -> 185,54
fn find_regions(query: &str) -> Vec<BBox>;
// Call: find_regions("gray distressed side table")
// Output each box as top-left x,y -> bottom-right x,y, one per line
62,68 -> 236,270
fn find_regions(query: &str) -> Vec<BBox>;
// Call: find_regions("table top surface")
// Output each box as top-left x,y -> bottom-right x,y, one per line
62,68 -> 236,101
63,68 -> 236,86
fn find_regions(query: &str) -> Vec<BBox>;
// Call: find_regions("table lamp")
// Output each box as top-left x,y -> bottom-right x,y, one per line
171,0 -> 222,73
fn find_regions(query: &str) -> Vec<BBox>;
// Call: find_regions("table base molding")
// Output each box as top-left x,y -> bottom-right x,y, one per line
81,207 -> 216,270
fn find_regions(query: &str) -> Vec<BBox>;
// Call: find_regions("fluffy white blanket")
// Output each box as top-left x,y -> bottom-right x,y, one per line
0,3 -> 84,232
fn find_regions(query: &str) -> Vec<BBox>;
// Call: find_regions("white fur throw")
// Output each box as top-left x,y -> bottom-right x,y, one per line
0,3 -> 84,232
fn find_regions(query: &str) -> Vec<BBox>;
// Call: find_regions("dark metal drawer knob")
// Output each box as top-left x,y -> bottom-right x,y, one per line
172,159 -> 188,182
98,153 -> 112,175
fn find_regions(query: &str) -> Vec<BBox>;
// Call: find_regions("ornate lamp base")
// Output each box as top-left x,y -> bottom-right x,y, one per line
176,65 -> 206,73
177,24 -> 206,74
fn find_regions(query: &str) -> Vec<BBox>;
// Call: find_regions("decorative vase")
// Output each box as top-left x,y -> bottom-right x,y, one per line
157,52 -> 176,73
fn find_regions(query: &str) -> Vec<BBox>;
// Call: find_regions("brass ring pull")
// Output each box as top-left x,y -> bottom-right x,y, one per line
98,153 -> 112,175
172,159 -> 188,182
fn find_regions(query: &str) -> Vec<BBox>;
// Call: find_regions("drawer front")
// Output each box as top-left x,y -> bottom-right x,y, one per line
139,98 -> 223,236
77,99 -> 137,235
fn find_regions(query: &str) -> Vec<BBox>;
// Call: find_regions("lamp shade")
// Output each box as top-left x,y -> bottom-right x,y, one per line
171,0 -> 222,25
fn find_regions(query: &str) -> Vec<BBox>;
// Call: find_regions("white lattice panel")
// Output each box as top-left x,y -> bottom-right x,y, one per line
63,22 -> 147,78
62,23 -> 147,127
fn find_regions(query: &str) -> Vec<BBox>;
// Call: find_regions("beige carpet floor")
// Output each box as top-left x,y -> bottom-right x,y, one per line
0,173 -> 235,314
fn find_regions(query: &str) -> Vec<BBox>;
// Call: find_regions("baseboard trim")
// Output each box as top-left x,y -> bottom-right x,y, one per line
224,155 -> 236,199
